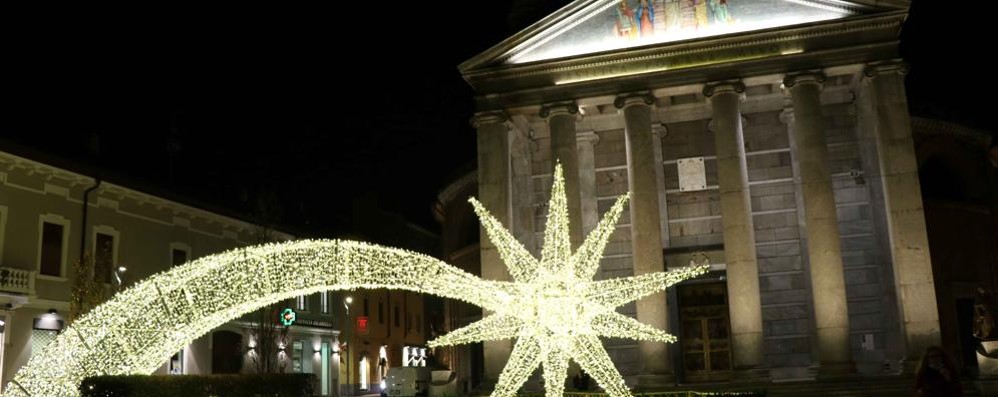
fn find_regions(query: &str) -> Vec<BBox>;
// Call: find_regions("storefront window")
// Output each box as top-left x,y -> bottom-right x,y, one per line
321,342 -> 330,396
359,356 -> 370,390
293,341 -> 304,373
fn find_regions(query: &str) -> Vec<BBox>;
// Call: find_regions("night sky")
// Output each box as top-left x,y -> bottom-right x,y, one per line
0,1 -> 992,239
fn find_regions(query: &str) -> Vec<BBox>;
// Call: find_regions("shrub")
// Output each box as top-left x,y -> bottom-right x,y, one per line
79,374 -> 314,397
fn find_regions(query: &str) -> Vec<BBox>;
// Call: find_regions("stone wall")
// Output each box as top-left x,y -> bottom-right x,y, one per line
514,98 -> 895,380
823,102 -> 892,372
743,109 -> 814,374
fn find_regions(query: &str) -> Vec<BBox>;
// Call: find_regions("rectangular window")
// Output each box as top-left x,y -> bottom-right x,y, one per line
359,356 -> 370,390
321,342 -> 330,395
0,206 -> 8,267
297,295 -> 308,312
95,232 -> 115,283
394,306 -> 400,328
31,329 -> 58,358
169,348 -> 184,374
171,249 -> 188,267
363,298 -> 369,317
320,291 -> 329,314
378,302 -> 384,324
302,343 -> 314,374
293,341 -> 304,373
39,222 -> 64,277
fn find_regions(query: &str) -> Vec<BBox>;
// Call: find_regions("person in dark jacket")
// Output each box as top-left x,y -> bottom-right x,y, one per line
915,346 -> 962,397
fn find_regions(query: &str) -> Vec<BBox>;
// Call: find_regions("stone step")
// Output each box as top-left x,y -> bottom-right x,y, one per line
761,377 -> 980,397
668,377 -> 979,397
499,377 -> 984,397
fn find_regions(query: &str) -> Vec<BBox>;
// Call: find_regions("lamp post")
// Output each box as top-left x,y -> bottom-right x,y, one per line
113,266 -> 127,291
344,296 -> 353,397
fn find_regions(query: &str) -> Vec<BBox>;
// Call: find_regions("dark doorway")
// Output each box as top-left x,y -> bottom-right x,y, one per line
678,282 -> 732,382
471,333 -> 484,390
212,330 -> 244,374
956,298 -> 979,376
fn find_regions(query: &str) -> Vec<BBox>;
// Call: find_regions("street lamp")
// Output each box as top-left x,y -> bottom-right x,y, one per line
344,296 -> 353,397
113,266 -> 127,291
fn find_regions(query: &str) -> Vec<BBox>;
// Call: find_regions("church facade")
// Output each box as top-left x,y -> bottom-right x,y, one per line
459,0 -> 942,388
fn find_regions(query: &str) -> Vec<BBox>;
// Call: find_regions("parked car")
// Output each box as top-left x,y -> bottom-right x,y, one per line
381,367 -> 430,397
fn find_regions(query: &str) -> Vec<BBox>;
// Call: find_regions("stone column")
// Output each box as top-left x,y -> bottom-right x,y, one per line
474,111 -> 513,385
860,62 -> 940,371
703,81 -> 765,376
783,72 -> 855,375
652,124 -> 672,248
615,92 -> 673,386
542,102 -> 584,247
577,131 -> 600,235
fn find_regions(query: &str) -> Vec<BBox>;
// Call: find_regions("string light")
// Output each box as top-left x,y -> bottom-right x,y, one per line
3,245 -> 509,396
427,163 -> 708,397
3,164 -> 706,397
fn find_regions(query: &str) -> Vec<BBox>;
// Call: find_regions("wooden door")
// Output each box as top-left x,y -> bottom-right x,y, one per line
679,282 -> 732,382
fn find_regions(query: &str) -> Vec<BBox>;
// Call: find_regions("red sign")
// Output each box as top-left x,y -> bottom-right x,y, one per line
356,316 -> 369,335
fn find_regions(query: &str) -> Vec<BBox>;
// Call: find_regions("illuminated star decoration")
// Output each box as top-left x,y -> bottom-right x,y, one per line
428,163 -> 709,397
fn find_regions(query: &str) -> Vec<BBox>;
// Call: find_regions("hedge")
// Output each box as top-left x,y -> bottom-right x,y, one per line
517,392 -> 766,397
79,374 -> 315,397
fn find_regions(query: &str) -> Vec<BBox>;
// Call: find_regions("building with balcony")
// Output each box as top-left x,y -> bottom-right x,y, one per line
0,144 -> 352,395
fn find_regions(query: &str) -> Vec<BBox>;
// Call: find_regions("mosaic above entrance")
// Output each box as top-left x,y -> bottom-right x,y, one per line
507,0 -> 855,64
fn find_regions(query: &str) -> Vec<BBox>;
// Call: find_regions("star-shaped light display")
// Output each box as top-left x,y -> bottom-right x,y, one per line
428,163 -> 709,397
3,163 -> 705,397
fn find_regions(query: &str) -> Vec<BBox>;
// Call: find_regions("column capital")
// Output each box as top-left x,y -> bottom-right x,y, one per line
778,107 -> 795,124
539,101 -> 579,118
577,130 -> 600,146
470,111 -> 509,129
652,123 -> 668,139
613,92 -> 655,109
707,115 -> 749,132
702,80 -> 745,98
783,71 -> 827,89
863,61 -> 909,79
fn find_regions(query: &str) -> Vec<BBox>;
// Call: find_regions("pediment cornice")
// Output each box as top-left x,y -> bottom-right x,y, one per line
463,10 -> 906,109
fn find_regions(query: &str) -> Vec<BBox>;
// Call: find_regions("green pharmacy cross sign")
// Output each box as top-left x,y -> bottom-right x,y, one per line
1,163 -> 706,397
280,308 -> 296,326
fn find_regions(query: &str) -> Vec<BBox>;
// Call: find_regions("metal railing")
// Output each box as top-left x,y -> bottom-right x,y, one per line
0,267 -> 36,295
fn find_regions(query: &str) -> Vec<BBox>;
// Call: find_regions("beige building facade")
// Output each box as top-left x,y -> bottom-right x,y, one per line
338,290 -> 429,396
0,146 -> 349,395
454,0 -> 945,390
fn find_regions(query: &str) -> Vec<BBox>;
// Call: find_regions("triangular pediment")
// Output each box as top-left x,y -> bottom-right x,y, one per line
465,0 -> 897,69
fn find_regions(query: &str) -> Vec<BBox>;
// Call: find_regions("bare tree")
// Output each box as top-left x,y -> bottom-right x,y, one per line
68,249 -> 110,325
244,179 -> 293,373
249,304 -> 290,373
247,190 -> 290,373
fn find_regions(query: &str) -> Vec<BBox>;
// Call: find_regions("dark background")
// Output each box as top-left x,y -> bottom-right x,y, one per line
0,1 -> 992,238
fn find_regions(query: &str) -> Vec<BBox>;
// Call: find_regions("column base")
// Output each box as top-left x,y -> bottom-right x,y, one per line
732,367 -> 771,382
635,373 -> 675,390
898,356 -> 921,376
977,340 -> 998,378
472,380 -> 497,397
813,361 -> 857,379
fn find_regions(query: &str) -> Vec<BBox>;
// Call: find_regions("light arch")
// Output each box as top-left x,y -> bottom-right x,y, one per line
3,239 -> 509,397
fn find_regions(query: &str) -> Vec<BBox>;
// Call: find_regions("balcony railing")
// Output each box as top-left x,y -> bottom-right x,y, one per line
0,267 -> 36,295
